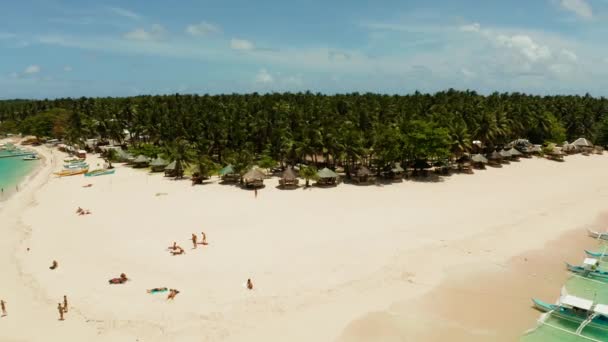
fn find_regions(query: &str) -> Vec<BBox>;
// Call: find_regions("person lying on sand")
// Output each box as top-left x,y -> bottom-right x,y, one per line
58,303 -> 64,321
191,234 -> 198,249
50,260 -> 58,270
76,207 -> 83,214
108,273 -> 129,284
82,184 -> 93,188
147,287 -> 168,294
78,209 -> 92,216
167,289 -> 180,300
171,246 -> 185,256
247,278 -> 253,290
167,241 -> 177,251
1,300 -> 6,317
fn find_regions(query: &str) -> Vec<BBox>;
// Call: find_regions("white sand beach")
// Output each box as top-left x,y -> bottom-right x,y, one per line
1,146 -> 607,341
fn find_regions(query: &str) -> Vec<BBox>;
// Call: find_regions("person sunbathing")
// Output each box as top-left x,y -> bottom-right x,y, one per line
76,207 -> 83,214
82,184 -> 93,188
171,246 -> 185,256
50,260 -> 58,270
147,287 -> 168,294
108,273 -> 128,284
167,289 -> 180,300
78,209 -> 92,216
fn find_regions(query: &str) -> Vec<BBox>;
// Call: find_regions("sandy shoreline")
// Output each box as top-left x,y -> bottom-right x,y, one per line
1,149 -> 608,341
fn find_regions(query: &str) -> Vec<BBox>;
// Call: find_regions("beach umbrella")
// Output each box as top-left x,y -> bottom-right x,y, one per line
471,154 -> 488,164
317,167 -> 338,179
573,138 -> 593,148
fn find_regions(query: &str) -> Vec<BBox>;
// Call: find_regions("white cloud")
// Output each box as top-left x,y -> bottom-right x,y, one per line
24,65 -> 41,74
495,34 -> 552,62
186,22 -> 221,36
231,38 -> 254,51
255,68 -> 274,84
561,49 -> 578,62
124,24 -> 167,41
109,7 -> 141,20
560,0 -> 593,19
459,23 -> 480,32
64,66 -> 73,72
0,32 -> 16,40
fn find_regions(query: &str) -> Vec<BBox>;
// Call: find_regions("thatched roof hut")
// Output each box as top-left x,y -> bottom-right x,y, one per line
133,155 -> 150,168
392,162 -> 405,173
499,149 -> 512,159
353,165 -> 375,184
488,151 -> 502,162
508,147 -> 522,157
316,167 -> 339,186
279,167 -> 299,188
219,164 -> 235,176
573,138 -> 593,148
150,157 -> 169,172
471,154 -> 488,164
243,168 -> 265,188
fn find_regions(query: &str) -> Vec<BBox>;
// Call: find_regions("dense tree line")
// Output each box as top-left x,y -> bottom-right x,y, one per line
1,90 -> 607,176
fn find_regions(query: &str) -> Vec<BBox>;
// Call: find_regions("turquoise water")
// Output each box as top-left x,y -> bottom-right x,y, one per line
0,151 -> 38,200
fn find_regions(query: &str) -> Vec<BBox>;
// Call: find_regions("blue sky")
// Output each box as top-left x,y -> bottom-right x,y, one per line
1,0 -> 608,98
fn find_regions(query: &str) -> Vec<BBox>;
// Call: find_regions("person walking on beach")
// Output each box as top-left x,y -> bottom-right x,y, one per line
247,278 -> 253,290
1,300 -> 6,317
63,295 -> 68,313
254,188 -> 258,199
57,303 -> 64,321
201,231 -> 207,245
191,234 -> 198,249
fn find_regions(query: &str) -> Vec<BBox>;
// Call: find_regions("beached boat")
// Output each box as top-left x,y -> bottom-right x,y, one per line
532,296 -> 608,334
64,157 -> 85,163
84,169 -> 115,177
586,250 -> 608,258
63,163 -> 89,169
22,155 -> 39,161
588,229 -> 608,241
54,168 -> 89,177
566,258 -> 608,281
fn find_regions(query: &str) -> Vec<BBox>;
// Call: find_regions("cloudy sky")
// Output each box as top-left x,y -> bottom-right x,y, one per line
1,0 -> 608,98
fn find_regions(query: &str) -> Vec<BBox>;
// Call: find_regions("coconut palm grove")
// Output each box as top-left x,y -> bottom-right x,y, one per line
1,90 -> 607,177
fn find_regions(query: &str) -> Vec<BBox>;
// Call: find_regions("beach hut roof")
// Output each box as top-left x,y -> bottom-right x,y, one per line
133,155 -> 149,163
488,151 -> 502,160
507,138 -> 532,148
219,164 -> 235,176
561,295 -> 593,311
243,168 -> 265,181
573,137 -> 593,147
530,145 -> 542,153
317,167 -> 338,179
150,157 -> 169,167
391,162 -> 405,173
164,160 -> 177,170
471,154 -> 488,163
282,167 -> 298,180
508,147 -> 522,156
499,149 -> 512,158
356,166 -> 373,177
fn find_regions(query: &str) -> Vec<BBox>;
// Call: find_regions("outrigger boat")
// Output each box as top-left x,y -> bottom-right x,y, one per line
588,229 -> 608,241
64,157 -> 85,163
532,295 -> 608,336
84,169 -> 115,177
566,258 -> 608,282
586,250 -> 608,259
64,163 -> 89,170
55,168 -> 89,177
22,154 -> 39,161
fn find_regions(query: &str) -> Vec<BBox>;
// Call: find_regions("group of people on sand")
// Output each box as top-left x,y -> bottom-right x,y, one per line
168,242 -> 185,255
76,207 -> 91,216
168,231 -> 208,256
191,231 -> 208,249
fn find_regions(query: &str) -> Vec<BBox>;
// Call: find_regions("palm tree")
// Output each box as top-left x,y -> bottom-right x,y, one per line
299,165 -> 318,187
165,138 -> 195,179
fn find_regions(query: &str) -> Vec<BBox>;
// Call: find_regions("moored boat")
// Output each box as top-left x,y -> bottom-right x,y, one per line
532,295 -> 608,336
64,163 -> 89,169
84,169 -> 116,177
566,258 -> 608,281
22,154 -> 39,160
588,229 -> 608,241
54,168 -> 89,177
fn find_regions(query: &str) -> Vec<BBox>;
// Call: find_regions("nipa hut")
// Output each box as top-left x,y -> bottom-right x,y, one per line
133,155 -> 150,168
316,167 -> 339,186
507,147 -> 522,160
279,167 -> 299,188
487,151 -> 503,165
499,149 -> 512,160
150,157 -> 169,172
219,164 -> 240,183
164,161 -> 184,178
471,154 -> 488,169
243,168 -> 265,188
353,165 -> 375,184
384,162 -> 405,179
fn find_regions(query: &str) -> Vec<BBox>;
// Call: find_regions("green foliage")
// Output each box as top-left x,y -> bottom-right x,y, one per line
18,108 -> 71,138
129,143 -> 163,159
165,138 -> 195,178
0,120 -> 18,134
257,154 -> 277,170
299,165 -> 318,187
595,116 -> 608,147
402,120 -> 451,160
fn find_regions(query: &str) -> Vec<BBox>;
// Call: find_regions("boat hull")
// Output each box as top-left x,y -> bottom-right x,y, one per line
54,168 -> 89,177
84,169 -> 115,177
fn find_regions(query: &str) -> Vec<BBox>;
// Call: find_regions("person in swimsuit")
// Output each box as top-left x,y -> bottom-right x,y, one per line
50,260 -> 58,270
191,234 -> 198,249
63,295 -> 68,313
1,300 -> 6,317
167,289 -> 180,300
58,303 -> 65,321
247,278 -> 253,290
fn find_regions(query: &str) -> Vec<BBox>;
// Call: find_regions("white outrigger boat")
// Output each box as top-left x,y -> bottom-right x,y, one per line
532,295 -> 608,340
588,229 -> 608,241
